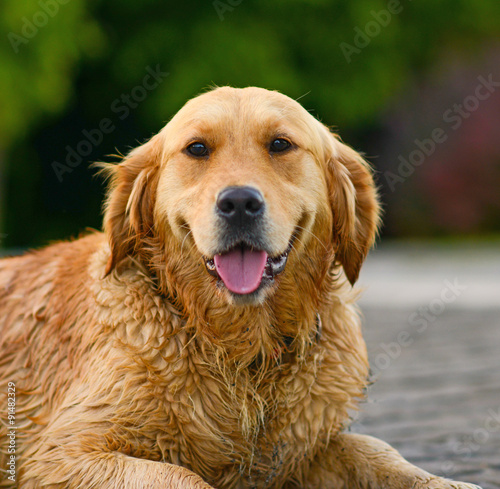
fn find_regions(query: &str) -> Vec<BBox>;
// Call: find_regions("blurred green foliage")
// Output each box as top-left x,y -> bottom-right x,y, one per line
0,0 -> 103,149
0,0 -> 499,247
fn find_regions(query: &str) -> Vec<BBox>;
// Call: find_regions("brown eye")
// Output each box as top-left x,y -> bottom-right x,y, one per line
187,142 -> 208,157
270,138 -> 291,153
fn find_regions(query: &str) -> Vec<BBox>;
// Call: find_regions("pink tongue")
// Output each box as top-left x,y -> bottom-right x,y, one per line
214,248 -> 268,295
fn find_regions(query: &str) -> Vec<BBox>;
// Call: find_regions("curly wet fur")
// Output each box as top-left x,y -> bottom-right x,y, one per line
0,87 -> 479,489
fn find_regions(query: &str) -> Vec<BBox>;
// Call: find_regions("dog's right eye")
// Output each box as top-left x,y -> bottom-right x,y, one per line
186,142 -> 209,157
269,138 -> 292,153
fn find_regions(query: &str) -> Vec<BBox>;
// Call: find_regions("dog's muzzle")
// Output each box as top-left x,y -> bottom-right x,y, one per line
204,186 -> 292,295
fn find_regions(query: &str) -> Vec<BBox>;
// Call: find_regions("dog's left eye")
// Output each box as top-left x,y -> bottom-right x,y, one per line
270,138 -> 291,153
186,142 -> 209,157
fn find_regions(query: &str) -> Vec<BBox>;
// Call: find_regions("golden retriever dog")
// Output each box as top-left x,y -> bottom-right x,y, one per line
0,87 -> 479,489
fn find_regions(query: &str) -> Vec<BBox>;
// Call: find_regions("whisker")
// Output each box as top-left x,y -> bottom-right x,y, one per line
180,229 -> 193,251
293,225 -> 328,253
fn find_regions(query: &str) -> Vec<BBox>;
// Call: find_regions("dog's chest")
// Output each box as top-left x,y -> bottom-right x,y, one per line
153,347 -> 330,488
110,322 -> 333,487
92,264 -> 346,487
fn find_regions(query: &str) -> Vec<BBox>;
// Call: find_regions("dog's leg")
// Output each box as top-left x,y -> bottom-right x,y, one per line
20,450 -> 215,489
304,433 -> 481,489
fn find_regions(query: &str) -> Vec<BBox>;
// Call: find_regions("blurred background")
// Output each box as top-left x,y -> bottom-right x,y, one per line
1,0 -> 499,487
1,0 -> 499,247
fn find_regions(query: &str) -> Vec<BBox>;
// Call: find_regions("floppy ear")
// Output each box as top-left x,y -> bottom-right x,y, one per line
101,135 -> 162,275
327,136 -> 381,285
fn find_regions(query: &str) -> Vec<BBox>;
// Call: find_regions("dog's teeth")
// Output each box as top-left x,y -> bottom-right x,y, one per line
205,259 -> 218,277
270,254 -> 287,275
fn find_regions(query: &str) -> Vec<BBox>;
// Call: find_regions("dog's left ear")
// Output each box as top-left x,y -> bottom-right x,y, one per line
325,134 -> 381,285
101,135 -> 162,275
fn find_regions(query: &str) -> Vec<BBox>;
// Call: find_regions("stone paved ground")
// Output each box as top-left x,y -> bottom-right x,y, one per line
351,243 -> 500,489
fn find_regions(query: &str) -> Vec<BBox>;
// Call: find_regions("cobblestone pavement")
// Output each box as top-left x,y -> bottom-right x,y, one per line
352,243 -> 500,489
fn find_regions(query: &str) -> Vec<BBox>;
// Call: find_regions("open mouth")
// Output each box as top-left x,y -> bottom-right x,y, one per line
204,239 -> 294,296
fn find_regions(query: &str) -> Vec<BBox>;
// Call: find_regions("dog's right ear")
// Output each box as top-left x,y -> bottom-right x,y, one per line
100,135 -> 162,275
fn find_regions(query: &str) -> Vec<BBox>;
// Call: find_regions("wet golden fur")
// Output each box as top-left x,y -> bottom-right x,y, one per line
0,87 -> 478,488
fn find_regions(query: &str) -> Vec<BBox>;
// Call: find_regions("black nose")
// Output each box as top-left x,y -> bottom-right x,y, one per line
216,186 -> 265,226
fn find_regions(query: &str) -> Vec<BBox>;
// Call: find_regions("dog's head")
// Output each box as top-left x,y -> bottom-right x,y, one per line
103,87 -> 380,307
